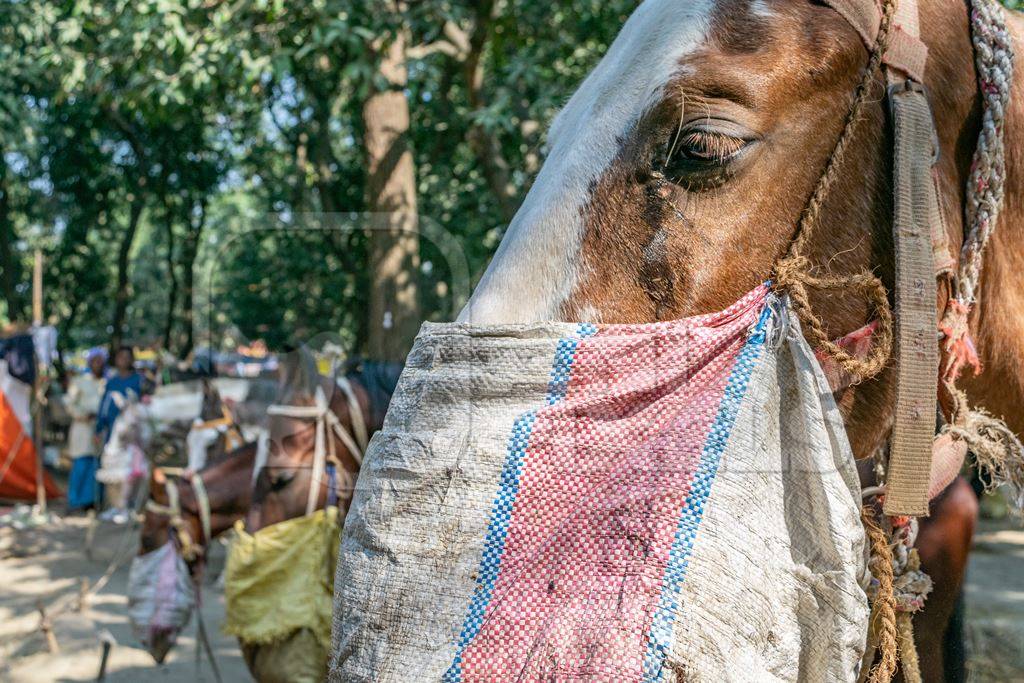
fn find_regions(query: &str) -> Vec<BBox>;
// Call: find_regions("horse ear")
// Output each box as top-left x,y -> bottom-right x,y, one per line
277,345 -> 319,401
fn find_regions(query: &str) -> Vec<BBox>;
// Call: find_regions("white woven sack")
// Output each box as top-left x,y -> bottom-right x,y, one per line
330,290 -> 868,682
128,541 -> 195,662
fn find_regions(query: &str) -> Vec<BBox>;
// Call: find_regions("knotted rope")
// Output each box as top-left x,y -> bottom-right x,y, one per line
859,505 -> 933,683
774,0 -> 898,382
945,387 -> 1024,510
859,506 -> 899,683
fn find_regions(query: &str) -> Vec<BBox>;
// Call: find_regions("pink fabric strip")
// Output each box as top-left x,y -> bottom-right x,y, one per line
454,287 -> 769,681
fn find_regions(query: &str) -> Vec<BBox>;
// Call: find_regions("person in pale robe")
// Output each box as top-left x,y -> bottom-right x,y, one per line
66,349 -> 106,509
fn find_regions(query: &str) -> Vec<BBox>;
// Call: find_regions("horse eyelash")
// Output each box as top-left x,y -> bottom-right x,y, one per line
679,130 -> 745,161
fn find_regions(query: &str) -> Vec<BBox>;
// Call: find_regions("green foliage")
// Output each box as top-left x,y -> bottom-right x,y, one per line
18,0 -> 1022,357
0,0 -> 637,355
6,0 -> 1023,356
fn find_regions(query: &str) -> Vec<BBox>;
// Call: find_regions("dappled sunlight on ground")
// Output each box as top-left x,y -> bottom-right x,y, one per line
0,513 -> 249,682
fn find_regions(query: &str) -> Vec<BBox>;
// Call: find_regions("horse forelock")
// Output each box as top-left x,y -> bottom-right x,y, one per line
459,0 -> 716,324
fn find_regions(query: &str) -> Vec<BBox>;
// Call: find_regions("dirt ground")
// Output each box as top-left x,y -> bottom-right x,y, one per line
1,506 -> 1022,682
0,511 -> 249,682
964,516 -> 1024,681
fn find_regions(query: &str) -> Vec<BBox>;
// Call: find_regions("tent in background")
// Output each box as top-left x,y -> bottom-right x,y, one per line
0,388 -> 60,501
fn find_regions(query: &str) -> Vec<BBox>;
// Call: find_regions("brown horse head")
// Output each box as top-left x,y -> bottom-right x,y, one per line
459,0 -> 983,460
139,442 -> 258,569
246,347 -> 371,530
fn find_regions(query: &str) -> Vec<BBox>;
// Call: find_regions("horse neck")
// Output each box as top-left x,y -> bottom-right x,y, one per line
197,442 -> 257,517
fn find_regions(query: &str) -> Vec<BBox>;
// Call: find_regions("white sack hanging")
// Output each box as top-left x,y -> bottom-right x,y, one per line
329,287 -> 869,682
127,541 -> 195,663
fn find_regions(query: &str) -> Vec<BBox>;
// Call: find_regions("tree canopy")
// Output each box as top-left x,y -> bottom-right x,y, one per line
0,0 -> 637,361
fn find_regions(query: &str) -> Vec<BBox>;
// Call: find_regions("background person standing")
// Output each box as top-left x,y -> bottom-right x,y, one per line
94,346 -> 142,521
66,348 -> 106,510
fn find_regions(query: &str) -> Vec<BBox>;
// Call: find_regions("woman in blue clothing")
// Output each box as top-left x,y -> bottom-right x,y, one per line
94,346 -> 143,521
95,346 -> 143,446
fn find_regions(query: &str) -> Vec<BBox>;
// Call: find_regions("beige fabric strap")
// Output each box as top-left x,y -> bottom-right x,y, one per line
884,83 -> 941,517
191,472 -> 212,544
818,0 -> 928,81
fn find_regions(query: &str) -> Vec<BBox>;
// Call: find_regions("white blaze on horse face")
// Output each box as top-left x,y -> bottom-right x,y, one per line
458,0 -> 714,324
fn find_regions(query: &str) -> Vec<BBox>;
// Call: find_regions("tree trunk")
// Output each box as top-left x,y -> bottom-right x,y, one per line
161,201 -> 179,352
363,24 -> 420,363
177,199 -> 206,359
464,0 -> 519,224
0,158 -> 23,321
110,195 -> 144,352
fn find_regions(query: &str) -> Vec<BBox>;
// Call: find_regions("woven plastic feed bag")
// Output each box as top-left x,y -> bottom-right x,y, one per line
128,541 -> 195,663
330,286 -> 869,682
224,506 -> 340,682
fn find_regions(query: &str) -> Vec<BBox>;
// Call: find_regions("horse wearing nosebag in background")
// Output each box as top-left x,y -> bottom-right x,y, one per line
219,350 -> 399,683
129,438 -> 260,664
330,0 -> 1024,680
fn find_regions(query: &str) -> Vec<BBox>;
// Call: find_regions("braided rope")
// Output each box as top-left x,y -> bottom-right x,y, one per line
774,0 -> 898,381
958,0 -> 1014,306
861,505 -> 899,683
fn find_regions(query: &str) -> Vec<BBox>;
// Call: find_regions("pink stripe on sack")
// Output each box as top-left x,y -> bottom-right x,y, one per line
454,287 -> 769,681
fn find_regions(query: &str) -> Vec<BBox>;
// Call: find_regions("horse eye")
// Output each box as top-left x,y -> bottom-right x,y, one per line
677,131 -> 745,162
657,128 -> 751,185
269,471 -> 294,492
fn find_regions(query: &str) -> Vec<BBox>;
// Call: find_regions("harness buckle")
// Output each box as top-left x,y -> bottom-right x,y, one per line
887,79 -> 941,166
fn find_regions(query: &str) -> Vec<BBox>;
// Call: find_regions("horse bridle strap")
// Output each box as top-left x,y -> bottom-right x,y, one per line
886,79 -> 941,516
823,0 -> 928,81
267,381 -> 365,516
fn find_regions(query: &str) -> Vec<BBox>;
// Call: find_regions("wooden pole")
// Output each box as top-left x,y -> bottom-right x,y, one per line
32,249 -> 45,513
32,249 -> 42,325
36,600 -> 59,653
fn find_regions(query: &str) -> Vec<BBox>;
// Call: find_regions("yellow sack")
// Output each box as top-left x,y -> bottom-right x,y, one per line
241,628 -> 325,683
224,507 -> 340,651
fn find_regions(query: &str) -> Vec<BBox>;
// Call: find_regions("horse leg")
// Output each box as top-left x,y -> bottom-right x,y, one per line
912,476 -> 978,682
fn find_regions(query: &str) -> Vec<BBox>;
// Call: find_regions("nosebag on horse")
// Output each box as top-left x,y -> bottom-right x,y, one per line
334,290 -> 872,681
330,0 -> 1024,680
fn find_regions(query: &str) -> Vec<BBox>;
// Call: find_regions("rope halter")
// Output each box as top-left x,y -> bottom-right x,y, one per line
146,470 -> 212,563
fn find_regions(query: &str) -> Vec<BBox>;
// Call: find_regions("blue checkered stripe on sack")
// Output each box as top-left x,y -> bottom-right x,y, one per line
444,322 -> 596,682
642,303 -> 773,681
